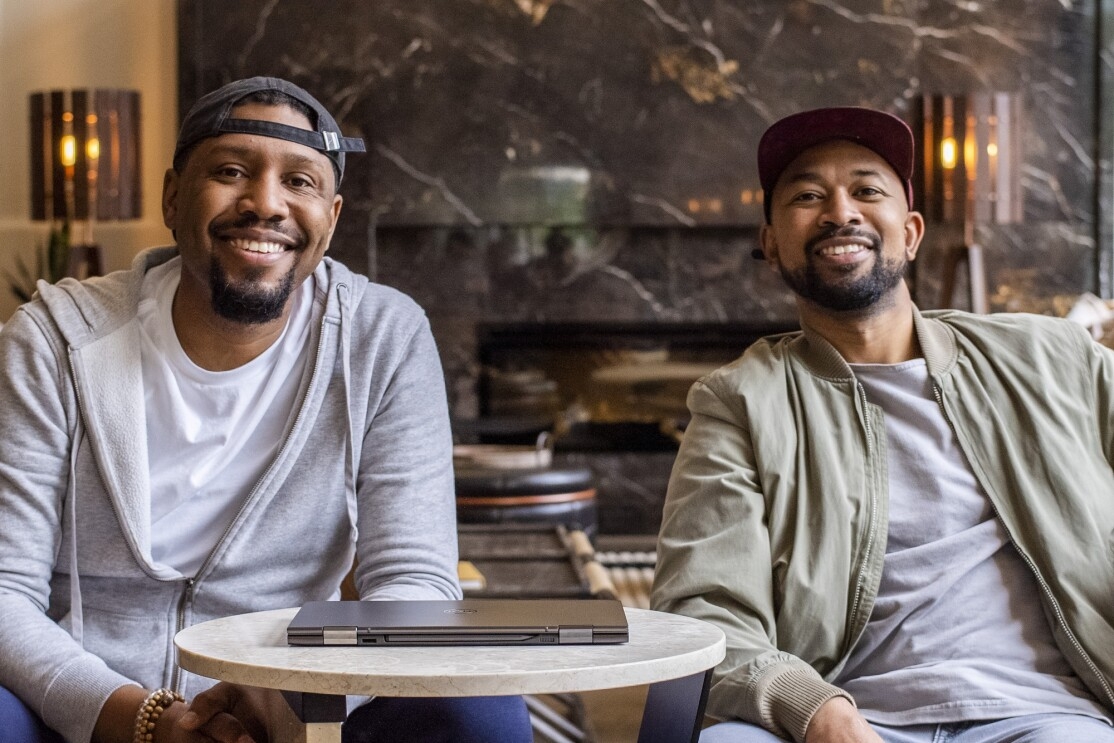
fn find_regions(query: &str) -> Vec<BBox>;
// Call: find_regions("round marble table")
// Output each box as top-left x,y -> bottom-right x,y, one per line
175,606 -> 725,743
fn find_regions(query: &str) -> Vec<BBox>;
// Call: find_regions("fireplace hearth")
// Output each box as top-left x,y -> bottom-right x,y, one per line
476,322 -> 796,453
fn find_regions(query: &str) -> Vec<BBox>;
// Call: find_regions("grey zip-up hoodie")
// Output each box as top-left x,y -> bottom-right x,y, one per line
0,247 -> 461,743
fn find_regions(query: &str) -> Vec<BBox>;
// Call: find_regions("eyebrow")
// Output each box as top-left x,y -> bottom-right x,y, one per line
782,167 -> 889,185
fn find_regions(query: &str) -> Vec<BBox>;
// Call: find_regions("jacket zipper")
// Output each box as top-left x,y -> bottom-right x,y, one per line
846,383 -> 879,638
931,383 -> 1114,709
169,311 -> 333,691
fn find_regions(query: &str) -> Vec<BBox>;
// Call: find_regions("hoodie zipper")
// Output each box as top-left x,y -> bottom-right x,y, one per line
931,382 -> 1114,709
169,578 -> 196,691
168,307 -> 334,692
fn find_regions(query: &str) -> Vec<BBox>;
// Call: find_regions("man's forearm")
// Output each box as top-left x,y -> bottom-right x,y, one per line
92,685 -> 148,743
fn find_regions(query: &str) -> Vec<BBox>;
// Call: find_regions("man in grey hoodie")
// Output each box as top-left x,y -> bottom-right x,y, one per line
0,77 -> 531,743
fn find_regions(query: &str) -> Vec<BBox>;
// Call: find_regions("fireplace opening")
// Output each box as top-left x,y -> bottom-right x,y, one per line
472,322 -> 797,452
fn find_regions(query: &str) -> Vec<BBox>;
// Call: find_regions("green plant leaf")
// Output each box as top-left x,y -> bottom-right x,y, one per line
5,222 -> 71,303
47,224 -> 70,282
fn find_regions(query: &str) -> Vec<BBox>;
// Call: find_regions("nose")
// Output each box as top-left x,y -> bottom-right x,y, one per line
238,174 -> 289,222
819,189 -> 861,227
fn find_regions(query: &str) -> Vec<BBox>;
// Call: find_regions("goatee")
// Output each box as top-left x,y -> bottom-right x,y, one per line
780,227 -> 907,312
209,258 -> 296,325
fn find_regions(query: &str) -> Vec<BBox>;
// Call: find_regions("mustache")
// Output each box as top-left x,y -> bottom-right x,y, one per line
805,225 -> 882,254
209,214 -> 304,245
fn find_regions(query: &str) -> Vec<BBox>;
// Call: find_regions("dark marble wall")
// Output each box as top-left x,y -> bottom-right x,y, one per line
179,0 -> 1102,533
1100,0 -> 1114,295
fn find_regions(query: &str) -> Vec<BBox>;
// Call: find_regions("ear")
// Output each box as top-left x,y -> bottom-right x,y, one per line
759,224 -> 780,270
161,168 -> 180,231
323,194 -> 343,251
903,210 -> 926,261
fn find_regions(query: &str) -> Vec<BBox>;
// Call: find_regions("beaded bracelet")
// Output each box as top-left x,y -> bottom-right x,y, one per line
133,687 -> 184,743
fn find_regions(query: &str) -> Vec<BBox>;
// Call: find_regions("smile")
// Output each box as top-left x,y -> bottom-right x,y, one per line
818,243 -> 867,257
228,238 -> 288,254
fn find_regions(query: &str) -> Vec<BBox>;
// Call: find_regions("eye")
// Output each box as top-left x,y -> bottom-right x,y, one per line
214,165 -> 247,179
287,174 -> 316,189
790,191 -> 822,203
856,185 -> 886,198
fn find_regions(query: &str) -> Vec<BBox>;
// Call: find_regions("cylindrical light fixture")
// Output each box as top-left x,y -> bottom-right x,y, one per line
914,92 -> 1022,313
29,89 -> 142,223
915,92 -> 1022,230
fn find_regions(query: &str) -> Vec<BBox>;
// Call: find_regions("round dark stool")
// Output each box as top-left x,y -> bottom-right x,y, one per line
454,466 -> 598,538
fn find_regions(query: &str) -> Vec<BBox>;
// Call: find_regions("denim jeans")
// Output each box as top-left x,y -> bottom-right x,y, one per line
700,712 -> 1114,743
0,685 -> 63,743
0,684 -> 532,743
343,694 -> 532,742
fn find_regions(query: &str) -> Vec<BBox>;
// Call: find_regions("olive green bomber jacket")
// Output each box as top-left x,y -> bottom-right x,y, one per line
651,308 -> 1114,742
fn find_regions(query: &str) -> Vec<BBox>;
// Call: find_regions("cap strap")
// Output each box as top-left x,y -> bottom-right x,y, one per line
219,118 -> 367,153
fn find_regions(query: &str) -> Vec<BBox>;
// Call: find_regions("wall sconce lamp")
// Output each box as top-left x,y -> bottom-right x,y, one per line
29,89 -> 142,278
915,93 -> 1022,313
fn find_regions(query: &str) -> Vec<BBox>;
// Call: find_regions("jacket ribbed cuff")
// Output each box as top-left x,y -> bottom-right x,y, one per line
749,661 -> 855,742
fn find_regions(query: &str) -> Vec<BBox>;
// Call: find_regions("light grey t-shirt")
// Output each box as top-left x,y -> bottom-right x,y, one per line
834,359 -> 1108,725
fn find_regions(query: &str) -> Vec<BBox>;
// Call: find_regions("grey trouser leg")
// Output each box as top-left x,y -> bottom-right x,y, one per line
700,722 -> 789,742
700,713 -> 1114,743
944,713 -> 1114,743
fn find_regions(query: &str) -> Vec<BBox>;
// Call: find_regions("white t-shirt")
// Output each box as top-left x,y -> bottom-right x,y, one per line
138,259 -> 315,576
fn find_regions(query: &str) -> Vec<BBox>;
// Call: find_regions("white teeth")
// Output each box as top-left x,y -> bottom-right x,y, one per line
229,239 -> 285,254
820,244 -> 864,256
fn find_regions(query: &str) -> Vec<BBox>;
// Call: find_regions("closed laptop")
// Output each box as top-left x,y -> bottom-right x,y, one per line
287,598 -> 629,646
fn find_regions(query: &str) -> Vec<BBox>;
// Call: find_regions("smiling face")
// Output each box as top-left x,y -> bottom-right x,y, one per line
162,101 -> 343,326
759,139 -> 923,314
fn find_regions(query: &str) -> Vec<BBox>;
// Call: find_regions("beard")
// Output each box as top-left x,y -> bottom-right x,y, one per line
206,214 -> 302,325
779,227 -> 908,312
209,257 -> 297,325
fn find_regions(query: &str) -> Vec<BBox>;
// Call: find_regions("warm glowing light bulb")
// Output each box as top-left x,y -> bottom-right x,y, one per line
86,137 -> 100,160
60,135 -> 77,167
940,137 -> 958,170
986,142 -> 998,157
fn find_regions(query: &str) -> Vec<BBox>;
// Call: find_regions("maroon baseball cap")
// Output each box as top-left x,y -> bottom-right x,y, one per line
757,106 -> 915,225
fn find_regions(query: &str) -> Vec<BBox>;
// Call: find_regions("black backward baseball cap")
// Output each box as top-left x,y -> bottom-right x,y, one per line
173,76 -> 367,186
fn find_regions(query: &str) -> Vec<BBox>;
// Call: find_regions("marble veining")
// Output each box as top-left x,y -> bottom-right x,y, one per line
175,607 -> 725,697
179,0 -> 1099,289
178,0 -> 1107,528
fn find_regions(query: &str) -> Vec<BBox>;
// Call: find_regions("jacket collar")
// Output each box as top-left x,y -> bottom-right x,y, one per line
788,305 -> 960,380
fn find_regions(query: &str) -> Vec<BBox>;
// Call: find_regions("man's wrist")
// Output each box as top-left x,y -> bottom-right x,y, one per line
133,688 -> 184,743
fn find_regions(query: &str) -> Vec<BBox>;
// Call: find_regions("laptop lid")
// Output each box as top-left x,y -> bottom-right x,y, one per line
287,598 -> 629,646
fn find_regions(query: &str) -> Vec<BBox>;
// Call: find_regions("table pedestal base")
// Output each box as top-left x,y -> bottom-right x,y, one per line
278,668 -> 712,743
638,669 -> 713,743
302,722 -> 344,743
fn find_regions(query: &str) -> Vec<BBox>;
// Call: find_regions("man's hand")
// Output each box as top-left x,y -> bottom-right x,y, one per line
804,697 -> 884,743
169,682 -> 269,743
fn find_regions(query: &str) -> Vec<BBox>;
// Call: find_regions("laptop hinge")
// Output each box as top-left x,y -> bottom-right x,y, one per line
558,626 -> 593,644
323,626 -> 358,645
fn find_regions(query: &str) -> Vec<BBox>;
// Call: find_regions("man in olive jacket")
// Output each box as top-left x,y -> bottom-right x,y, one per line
652,107 -> 1114,743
